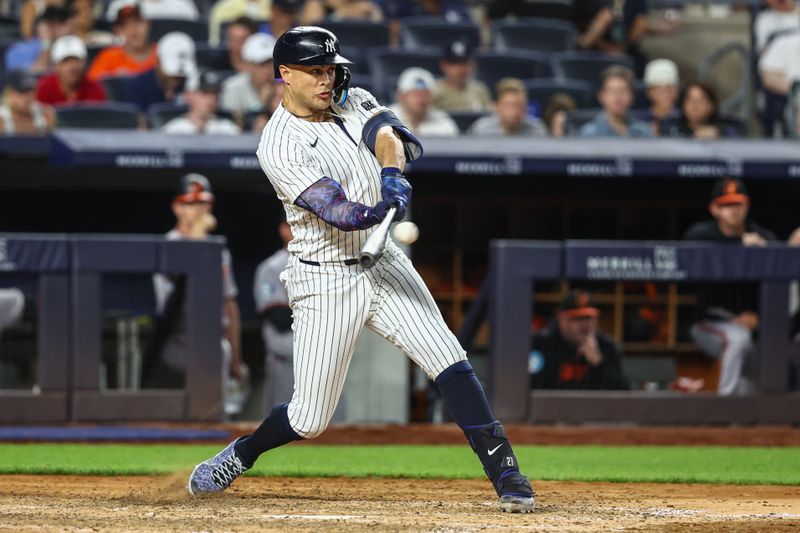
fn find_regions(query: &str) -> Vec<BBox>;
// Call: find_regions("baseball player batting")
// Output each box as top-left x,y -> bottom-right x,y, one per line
188,26 -> 535,513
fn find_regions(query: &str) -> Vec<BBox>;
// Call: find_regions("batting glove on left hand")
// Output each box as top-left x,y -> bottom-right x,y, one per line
373,195 -> 408,222
380,167 -> 412,220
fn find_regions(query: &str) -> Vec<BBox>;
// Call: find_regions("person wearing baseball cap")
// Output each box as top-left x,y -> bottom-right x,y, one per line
5,6 -> 75,74
389,67 -> 459,137
683,178 -> 777,395
88,0 -> 156,81
163,70 -> 241,134
121,31 -> 197,113
147,174 -> 246,413
220,32 -> 277,119
529,290 -> 629,390
432,40 -> 492,113
0,70 -> 55,135
643,58 -> 680,131
36,35 -> 107,105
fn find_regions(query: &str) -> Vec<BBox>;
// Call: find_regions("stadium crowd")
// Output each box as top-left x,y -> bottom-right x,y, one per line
1,0 -> 799,137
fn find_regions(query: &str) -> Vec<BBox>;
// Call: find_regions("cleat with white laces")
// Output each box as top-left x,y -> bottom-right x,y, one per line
188,437 -> 250,495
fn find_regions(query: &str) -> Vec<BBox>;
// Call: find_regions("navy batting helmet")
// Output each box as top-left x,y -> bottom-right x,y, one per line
273,26 -> 353,105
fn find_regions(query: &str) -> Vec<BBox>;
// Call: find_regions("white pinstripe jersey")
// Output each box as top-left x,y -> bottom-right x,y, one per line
256,88 -> 390,262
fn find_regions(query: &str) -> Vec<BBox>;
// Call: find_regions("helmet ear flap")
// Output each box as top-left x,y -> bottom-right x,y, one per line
333,65 -> 351,106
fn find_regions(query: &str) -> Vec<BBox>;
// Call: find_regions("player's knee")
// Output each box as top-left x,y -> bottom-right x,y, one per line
293,418 -> 329,440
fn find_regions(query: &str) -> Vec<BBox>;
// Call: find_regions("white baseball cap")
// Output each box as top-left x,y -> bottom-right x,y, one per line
157,32 -> 197,77
242,33 -> 276,64
106,0 -> 142,24
397,67 -> 435,93
51,35 -> 87,63
644,59 -> 679,87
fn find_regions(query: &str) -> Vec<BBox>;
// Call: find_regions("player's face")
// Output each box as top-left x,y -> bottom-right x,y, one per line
558,315 -> 596,346
282,64 -> 336,112
599,77 -> 632,118
711,201 -> 749,228
495,91 -> 527,131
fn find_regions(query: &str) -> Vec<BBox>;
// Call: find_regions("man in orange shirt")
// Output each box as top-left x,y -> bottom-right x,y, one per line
87,0 -> 156,81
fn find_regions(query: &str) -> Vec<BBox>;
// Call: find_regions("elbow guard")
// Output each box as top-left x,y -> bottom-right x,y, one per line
362,110 -> 423,162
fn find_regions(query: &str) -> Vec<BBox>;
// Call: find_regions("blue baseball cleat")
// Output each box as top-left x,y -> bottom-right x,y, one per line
188,437 -> 250,496
497,471 -> 536,513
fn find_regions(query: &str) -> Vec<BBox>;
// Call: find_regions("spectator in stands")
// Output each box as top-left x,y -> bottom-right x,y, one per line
122,31 -> 196,113
389,67 -> 458,137
88,1 -> 157,81
759,30 -> 800,99
529,290 -> 629,390
384,0 -> 471,44
5,6 -> 74,73
595,0 -> 648,70
216,16 -> 259,73
543,92 -> 577,138
579,65 -> 651,138
209,0 -> 270,45
664,82 -> 740,139
327,0 -> 384,22
262,0 -> 305,39
0,70 -> 56,135
248,81 -> 285,132
163,71 -> 241,134
73,0 -> 114,47
469,78 -> 547,137
684,178 -> 777,395
137,0 -> 200,20
754,0 -> 800,53
36,35 -> 107,105
18,0 -> 67,40
221,33 -> 277,121
146,174 -> 245,415
643,58 -> 679,132
432,41 -> 492,113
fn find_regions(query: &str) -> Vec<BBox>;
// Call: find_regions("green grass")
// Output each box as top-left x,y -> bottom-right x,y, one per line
1,444 -> 799,485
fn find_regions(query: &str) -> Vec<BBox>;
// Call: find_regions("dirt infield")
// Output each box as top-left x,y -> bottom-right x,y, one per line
1,475 -> 798,532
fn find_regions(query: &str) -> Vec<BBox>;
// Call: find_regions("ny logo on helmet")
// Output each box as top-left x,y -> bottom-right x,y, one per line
324,38 -> 336,53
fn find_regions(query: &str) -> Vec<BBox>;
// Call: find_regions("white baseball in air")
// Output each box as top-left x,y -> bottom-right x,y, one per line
393,221 -> 419,244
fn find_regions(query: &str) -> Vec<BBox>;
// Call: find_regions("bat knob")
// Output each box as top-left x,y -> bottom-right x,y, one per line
358,251 -> 381,268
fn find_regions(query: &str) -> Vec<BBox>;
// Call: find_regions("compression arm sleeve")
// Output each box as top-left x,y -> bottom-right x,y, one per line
362,110 -> 423,162
295,177 -> 379,232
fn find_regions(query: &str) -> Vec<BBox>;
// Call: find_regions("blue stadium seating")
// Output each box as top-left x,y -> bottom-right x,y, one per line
492,18 -> 577,54
448,111 -> 490,134
147,102 -> 188,129
367,47 -> 441,99
101,75 -> 135,102
148,17 -> 209,42
551,51 -> 635,90
474,51 -> 552,92
55,102 -> 140,129
400,17 -> 481,51
319,20 -> 390,50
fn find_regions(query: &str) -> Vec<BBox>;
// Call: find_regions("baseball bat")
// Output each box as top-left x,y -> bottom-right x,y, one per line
358,207 -> 396,268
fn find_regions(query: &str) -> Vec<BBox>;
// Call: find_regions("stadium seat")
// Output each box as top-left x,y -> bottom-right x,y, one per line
474,51 -> 552,92
350,73 -> 376,101
148,17 -> 209,42
367,47 -> 441,99
551,51 -> 635,89
633,79 -> 649,110
400,17 -> 480,51
564,108 -> 602,135
55,102 -> 140,129
319,20 -> 390,50
195,42 -> 230,71
101,75 -> 135,102
492,18 -> 577,54
147,102 -> 188,128
448,111 -> 490,134
0,16 -> 19,40
525,78 -> 595,109
340,45 -> 368,75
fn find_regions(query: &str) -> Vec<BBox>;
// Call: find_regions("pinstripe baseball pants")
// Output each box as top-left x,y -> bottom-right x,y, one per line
280,240 -> 466,438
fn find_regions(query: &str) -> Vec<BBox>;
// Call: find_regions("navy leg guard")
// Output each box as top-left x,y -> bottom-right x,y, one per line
234,402 -> 301,467
434,360 -> 494,427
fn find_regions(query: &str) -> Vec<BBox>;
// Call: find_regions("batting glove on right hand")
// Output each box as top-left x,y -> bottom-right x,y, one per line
380,167 -> 412,220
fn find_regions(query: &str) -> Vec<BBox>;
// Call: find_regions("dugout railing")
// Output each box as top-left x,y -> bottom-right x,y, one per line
464,240 -> 800,424
0,234 -> 225,423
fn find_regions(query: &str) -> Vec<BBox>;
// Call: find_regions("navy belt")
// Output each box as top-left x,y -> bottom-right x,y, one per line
299,258 -> 359,266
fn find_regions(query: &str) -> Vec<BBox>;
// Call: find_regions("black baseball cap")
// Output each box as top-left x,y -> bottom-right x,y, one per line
443,40 -> 472,63
559,290 -> 600,319
41,5 -> 73,22
710,178 -> 749,206
189,70 -> 223,93
175,173 -> 214,203
5,70 -> 36,92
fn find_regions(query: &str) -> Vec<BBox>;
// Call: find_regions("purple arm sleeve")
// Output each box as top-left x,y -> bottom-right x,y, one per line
294,177 -> 379,232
